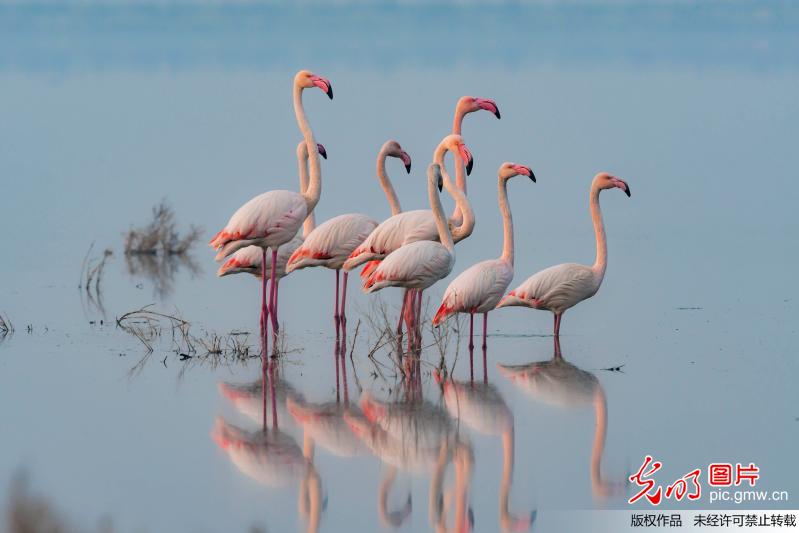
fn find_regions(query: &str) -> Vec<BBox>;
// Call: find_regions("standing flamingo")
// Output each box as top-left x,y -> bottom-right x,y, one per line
363,161 -> 468,343
433,162 -> 536,352
285,140 -> 412,331
209,70 -> 332,347
216,141 -> 327,309
495,172 -> 631,336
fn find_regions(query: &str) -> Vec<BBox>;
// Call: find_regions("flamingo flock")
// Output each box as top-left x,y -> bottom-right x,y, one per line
210,69 -> 631,361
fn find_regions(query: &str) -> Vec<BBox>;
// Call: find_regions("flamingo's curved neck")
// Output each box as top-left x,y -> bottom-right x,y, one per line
450,105 -> 467,226
498,176 -> 514,266
429,167 -> 455,253
377,145 -> 402,216
434,143 -> 474,243
590,184 -> 607,278
296,142 -> 316,237
293,84 -> 321,215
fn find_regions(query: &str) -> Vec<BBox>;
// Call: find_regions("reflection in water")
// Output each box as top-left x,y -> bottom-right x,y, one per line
345,391 -> 473,531
214,360 -> 322,533
497,338 -> 622,500
442,379 -> 534,532
125,251 -> 202,299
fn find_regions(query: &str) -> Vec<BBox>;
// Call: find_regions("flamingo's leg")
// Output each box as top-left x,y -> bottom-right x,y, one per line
269,360 -> 278,429
268,249 -> 279,339
469,312 -> 475,382
482,312 -> 488,350
397,289 -> 409,336
468,312 -> 475,351
334,269 -> 341,333
274,278 -> 280,326
482,313 -> 488,383
260,248 -> 269,356
340,271 -> 349,329
553,313 -> 562,337
415,290 -> 423,345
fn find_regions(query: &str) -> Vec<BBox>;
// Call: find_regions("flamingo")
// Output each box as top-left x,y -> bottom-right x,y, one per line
362,160 -> 469,342
495,172 -> 631,336
209,70 -> 332,348
285,140 -> 412,331
433,162 -> 536,352
216,141 -> 327,328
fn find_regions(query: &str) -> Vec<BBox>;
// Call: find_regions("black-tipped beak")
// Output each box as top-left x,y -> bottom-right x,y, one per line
317,144 -> 327,159
493,107 -> 501,120
405,162 -> 411,174
624,184 -> 631,197
528,170 -> 536,183
437,178 -> 444,192
326,83 -> 333,100
465,157 -> 473,176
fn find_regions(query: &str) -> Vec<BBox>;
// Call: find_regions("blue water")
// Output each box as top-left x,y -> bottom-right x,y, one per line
1,2 -> 798,532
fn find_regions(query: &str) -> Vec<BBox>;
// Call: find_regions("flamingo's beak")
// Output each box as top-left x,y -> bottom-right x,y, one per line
317,143 -> 327,159
612,177 -> 631,197
459,144 -> 474,176
401,151 -> 412,174
311,75 -> 333,99
476,98 -> 501,119
513,165 -> 536,182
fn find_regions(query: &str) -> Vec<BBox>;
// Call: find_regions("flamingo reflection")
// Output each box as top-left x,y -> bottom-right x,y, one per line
442,379 -> 535,532
497,337 -> 622,499
344,391 -> 473,531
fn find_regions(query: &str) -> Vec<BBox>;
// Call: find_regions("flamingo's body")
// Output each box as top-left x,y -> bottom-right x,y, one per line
286,140 -> 411,330
210,70 -> 332,345
287,213 -> 378,271
496,172 -> 631,336
433,163 -> 535,350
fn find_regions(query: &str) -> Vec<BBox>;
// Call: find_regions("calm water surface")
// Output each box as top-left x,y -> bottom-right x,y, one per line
1,2 -> 798,532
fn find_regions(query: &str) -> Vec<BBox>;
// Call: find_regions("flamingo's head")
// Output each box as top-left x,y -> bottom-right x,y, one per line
296,141 -> 328,160
382,140 -> 412,173
442,134 -> 474,176
594,172 -> 631,197
458,96 -> 501,119
217,254 -> 259,277
295,70 -> 333,99
499,162 -> 536,182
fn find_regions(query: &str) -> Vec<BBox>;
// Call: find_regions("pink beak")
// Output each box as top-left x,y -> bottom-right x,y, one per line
310,75 -> 333,99
475,97 -> 501,119
611,177 -> 631,197
512,164 -> 536,182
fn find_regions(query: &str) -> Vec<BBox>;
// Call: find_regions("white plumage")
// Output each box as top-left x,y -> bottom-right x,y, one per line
286,213 -> 378,271
496,263 -> 600,316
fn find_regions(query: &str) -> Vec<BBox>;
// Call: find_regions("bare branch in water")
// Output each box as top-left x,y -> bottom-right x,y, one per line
123,199 -> 203,298
0,312 -> 14,345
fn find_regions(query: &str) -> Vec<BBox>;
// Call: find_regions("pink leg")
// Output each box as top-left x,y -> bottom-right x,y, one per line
469,312 -> 475,382
414,290 -> 423,343
261,357 -> 268,429
340,271 -> 349,330
260,248 -> 269,357
553,313 -> 562,337
274,278 -> 280,326
482,313 -> 488,383
334,269 -> 341,333
268,249 -> 279,337
553,335 -> 562,359
397,289 -> 409,336
468,312 -> 475,350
